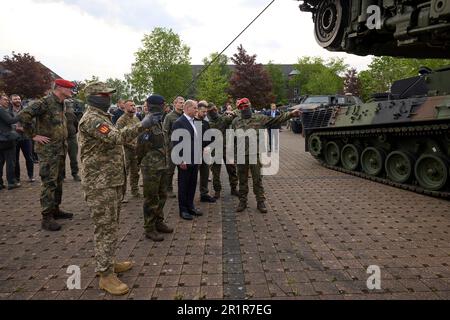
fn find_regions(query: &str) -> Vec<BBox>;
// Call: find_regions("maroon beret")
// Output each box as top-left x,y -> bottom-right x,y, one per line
237,98 -> 251,110
54,79 -> 75,89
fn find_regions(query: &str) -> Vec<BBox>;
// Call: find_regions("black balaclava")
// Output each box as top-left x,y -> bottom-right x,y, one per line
241,107 -> 252,119
149,104 -> 164,122
87,95 -> 111,113
207,110 -> 219,120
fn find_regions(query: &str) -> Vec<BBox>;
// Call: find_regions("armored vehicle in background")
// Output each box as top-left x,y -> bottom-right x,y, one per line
299,0 -> 450,58
302,66 -> 450,197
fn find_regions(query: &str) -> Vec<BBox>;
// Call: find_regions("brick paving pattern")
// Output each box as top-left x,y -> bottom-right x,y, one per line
0,130 -> 449,300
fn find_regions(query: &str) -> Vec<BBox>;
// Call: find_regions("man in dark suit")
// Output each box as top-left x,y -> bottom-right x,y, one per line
265,103 -> 281,152
172,100 -> 203,220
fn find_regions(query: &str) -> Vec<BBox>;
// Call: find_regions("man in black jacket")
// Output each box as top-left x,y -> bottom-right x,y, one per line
0,92 -> 20,190
172,100 -> 203,220
265,103 -> 281,152
196,101 -> 215,203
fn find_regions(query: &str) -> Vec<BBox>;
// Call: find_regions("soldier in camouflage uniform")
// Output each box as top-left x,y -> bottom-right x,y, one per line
163,96 -> 184,198
231,98 -> 300,213
64,99 -> 81,182
78,81 -> 154,296
137,94 -> 174,242
116,100 -> 141,198
18,79 -> 76,231
207,103 -> 239,199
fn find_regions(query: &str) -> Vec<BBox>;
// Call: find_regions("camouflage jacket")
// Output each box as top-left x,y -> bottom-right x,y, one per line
18,93 -> 68,157
78,106 -> 143,194
208,114 -> 233,134
136,119 -> 170,171
231,112 -> 293,156
115,112 -> 140,149
163,110 -> 183,148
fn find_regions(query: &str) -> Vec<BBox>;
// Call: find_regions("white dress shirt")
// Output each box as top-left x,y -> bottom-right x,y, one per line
183,114 -> 198,136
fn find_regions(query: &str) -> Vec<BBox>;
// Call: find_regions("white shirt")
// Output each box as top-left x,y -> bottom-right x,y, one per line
183,114 -> 198,136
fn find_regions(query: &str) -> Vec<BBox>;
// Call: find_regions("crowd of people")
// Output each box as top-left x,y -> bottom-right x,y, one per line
0,79 -> 300,295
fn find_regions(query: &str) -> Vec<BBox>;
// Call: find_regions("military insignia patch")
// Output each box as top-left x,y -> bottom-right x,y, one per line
96,123 -> 111,135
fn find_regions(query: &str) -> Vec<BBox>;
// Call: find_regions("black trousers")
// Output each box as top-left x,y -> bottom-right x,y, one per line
15,138 -> 34,180
0,144 -> 17,186
177,164 -> 198,213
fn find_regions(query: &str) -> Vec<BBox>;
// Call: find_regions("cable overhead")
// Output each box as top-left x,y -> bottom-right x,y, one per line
177,0 -> 276,98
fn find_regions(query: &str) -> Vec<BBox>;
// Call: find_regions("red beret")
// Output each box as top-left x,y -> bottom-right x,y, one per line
54,79 -> 75,89
237,98 -> 250,110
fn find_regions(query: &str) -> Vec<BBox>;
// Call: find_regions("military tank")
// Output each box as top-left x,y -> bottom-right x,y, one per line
302,66 -> 450,197
299,0 -> 450,58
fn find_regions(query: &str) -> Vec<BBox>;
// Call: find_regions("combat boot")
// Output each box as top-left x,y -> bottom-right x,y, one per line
54,208 -> 74,220
230,188 -> 239,197
236,200 -> 247,212
257,201 -> 268,214
41,215 -> 61,231
145,230 -> 164,242
213,191 -> 221,199
156,222 -> 174,234
114,261 -> 133,274
99,273 -> 129,296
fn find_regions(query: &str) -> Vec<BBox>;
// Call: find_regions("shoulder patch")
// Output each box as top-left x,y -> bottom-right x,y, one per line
96,123 -> 111,135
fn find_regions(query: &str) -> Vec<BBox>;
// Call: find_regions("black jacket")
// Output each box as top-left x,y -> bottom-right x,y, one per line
0,107 -> 19,134
172,115 -> 203,165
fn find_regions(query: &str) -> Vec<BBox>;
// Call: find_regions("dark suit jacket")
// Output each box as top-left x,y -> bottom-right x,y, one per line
172,114 -> 202,165
265,110 -> 281,129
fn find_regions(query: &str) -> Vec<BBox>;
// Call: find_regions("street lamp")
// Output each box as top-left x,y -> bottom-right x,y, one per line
288,69 -> 301,104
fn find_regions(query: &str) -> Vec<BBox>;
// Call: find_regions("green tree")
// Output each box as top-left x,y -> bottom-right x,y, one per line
290,56 -> 347,95
359,56 -> 450,101
196,53 -> 230,106
129,27 -> 192,102
105,78 -> 133,104
265,62 -> 287,104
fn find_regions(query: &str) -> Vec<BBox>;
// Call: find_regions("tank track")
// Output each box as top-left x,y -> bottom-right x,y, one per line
310,123 -> 450,199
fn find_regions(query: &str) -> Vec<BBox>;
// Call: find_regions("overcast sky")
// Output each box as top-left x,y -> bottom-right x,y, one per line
0,0 -> 373,81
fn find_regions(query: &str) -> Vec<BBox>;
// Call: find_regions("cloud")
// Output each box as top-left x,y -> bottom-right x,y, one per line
0,0 -> 372,82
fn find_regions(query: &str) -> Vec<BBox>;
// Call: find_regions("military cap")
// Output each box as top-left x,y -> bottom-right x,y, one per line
236,98 -> 251,109
54,79 -> 75,89
84,81 -> 116,96
147,94 -> 165,105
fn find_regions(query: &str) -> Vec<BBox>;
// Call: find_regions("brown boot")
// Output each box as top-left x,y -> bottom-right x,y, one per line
213,191 -> 221,199
114,261 -> 133,274
236,200 -> 247,212
230,188 -> 239,197
41,215 -> 61,231
257,201 -> 268,214
156,222 -> 174,234
99,273 -> 129,296
53,208 -> 74,220
145,230 -> 164,242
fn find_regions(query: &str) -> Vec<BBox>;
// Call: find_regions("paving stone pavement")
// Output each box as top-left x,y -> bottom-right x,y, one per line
0,130 -> 449,300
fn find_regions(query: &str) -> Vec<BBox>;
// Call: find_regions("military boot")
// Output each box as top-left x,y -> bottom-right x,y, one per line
257,201 -> 268,214
236,200 -> 247,212
213,191 -> 221,199
114,261 -> 133,274
230,188 -> 239,197
145,230 -> 164,242
54,208 -> 74,220
41,215 -> 61,231
156,222 -> 174,234
99,273 -> 129,296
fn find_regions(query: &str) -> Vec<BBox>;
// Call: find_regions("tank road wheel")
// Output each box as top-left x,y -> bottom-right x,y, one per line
324,141 -> 342,166
341,144 -> 361,171
414,154 -> 449,191
385,151 -> 415,184
361,147 -> 386,176
308,135 -> 323,157
314,0 -> 347,50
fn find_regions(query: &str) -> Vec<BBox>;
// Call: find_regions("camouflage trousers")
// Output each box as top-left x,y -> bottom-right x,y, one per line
236,159 -> 266,203
166,158 -> 177,193
199,162 -> 210,196
38,154 -> 65,216
66,135 -> 79,176
211,155 -> 238,192
123,147 -> 140,195
142,168 -> 168,232
85,186 -> 124,274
